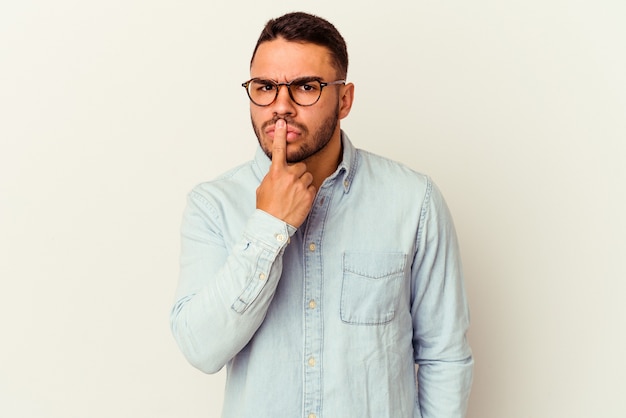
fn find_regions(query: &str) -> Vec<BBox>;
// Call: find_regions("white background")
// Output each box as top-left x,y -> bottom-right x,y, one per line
1,1 -> 624,417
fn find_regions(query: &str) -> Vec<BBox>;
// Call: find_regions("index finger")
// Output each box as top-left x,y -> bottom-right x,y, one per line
271,118 -> 287,168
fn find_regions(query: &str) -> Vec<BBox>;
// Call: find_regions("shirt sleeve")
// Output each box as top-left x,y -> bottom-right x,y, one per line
170,190 -> 296,374
411,178 -> 474,417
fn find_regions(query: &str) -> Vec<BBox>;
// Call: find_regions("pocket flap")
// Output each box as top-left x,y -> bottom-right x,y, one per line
343,252 -> 406,279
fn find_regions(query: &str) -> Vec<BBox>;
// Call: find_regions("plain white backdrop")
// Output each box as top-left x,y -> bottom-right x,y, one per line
1,1 -> 624,417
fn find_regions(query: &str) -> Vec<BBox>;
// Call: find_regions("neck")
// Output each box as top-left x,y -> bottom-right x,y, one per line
305,130 -> 343,190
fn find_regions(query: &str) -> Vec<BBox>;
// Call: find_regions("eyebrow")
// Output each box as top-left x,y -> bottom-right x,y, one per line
291,76 -> 324,83
253,75 -> 324,84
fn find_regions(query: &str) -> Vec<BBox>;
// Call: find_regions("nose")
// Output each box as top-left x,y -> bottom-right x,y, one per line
271,84 -> 297,117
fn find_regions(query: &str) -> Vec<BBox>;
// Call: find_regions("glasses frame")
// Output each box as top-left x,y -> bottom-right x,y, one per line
242,77 -> 346,107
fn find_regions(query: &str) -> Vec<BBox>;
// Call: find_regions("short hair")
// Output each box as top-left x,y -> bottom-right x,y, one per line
250,12 -> 349,79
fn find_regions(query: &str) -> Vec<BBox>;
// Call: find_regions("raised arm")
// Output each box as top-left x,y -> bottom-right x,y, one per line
170,119 -> 315,373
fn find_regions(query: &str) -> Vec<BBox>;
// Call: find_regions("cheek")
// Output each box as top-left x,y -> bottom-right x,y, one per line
251,108 -> 269,127
250,111 -> 263,132
308,108 -> 334,129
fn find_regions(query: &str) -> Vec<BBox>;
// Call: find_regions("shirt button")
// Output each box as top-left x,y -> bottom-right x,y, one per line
276,234 -> 285,242
309,243 -> 316,252
259,273 -> 266,280
308,357 -> 316,367
308,300 -> 317,309
308,414 -> 316,418
344,180 -> 349,188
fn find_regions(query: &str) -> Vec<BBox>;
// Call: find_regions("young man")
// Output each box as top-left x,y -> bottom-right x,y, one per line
171,12 -> 473,418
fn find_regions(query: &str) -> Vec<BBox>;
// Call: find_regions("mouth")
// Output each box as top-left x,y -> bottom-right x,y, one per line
265,123 -> 302,142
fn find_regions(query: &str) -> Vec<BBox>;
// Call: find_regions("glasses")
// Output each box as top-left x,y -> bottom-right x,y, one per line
242,77 -> 346,107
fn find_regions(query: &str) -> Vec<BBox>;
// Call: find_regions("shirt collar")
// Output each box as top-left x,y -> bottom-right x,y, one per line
336,130 -> 357,193
253,130 -> 358,194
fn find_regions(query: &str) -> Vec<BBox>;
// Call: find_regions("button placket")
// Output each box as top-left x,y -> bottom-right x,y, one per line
302,188 -> 331,417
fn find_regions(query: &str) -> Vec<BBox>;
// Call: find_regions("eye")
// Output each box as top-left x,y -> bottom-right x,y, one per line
294,81 -> 320,92
260,83 -> 276,92
253,80 -> 276,92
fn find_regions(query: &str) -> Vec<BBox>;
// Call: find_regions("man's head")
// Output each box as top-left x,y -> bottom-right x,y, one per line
246,12 -> 354,165
251,12 -> 349,80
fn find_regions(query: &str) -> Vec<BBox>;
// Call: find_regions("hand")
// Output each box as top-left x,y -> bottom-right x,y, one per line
256,119 -> 316,228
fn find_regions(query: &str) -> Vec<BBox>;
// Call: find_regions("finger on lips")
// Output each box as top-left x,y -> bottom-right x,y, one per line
272,119 -> 287,166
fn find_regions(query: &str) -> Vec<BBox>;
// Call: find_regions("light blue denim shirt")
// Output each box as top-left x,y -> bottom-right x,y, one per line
171,132 -> 473,418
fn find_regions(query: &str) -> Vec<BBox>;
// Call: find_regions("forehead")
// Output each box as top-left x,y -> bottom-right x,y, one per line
250,38 -> 335,81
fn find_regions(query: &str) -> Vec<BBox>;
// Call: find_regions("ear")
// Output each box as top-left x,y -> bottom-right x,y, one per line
338,82 -> 355,120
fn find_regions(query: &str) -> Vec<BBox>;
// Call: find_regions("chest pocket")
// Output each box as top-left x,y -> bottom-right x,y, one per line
340,252 -> 407,325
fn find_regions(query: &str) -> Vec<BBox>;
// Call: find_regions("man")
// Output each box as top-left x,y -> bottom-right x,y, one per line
171,12 -> 473,418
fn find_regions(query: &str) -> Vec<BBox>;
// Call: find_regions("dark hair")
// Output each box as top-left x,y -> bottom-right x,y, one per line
251,12 -> 349,78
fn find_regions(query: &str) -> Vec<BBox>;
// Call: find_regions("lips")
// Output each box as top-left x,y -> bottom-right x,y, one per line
265,123 -> 302,141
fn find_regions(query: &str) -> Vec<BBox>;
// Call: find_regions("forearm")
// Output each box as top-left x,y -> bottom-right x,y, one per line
416,352 -> 473,417
170,204 -> 294,373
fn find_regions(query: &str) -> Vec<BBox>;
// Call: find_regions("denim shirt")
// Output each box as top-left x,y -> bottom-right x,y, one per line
171,132 -> 473,418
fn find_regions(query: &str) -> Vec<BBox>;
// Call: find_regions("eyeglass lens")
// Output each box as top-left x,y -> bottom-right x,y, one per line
247,79 -> 323,106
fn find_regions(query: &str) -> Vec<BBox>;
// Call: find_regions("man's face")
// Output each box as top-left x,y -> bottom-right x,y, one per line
249,38 -> 346,164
